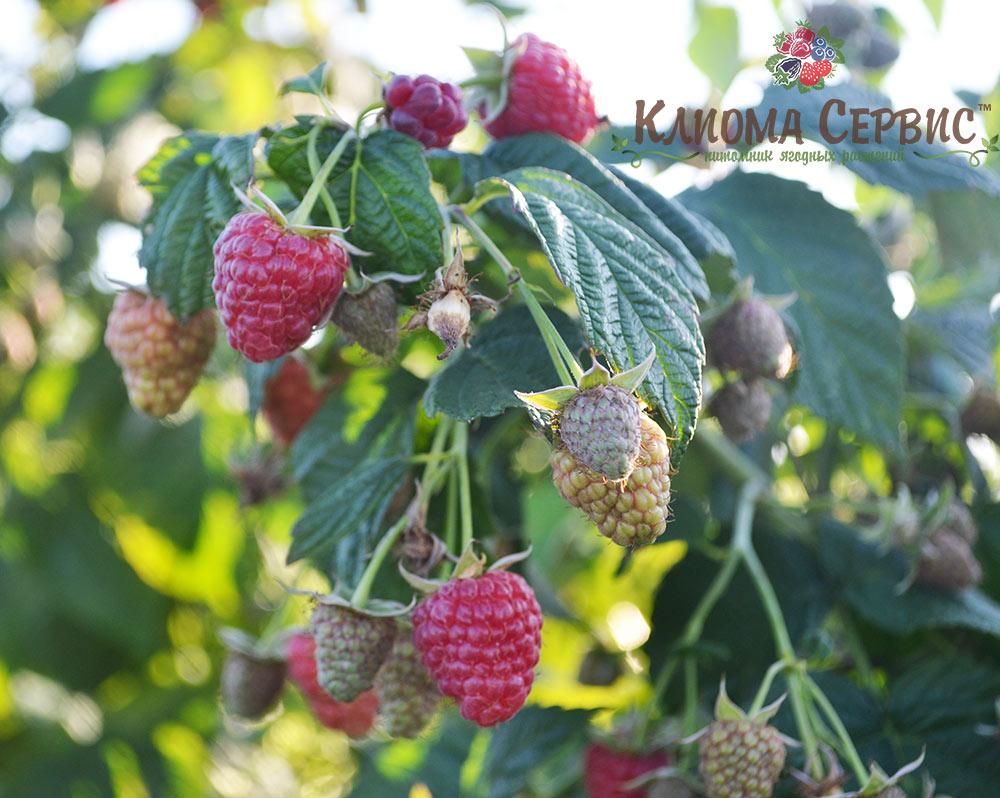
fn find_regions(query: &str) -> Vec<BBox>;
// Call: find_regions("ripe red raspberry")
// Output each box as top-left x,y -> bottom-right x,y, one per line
384,74 -> 468,149
411,570 -> 542,727
286,633 -> 378,737
262,357 -> 325,447
584,743 -> 670,798
482,33 -> 600,144
104,289 -> 216,418
815,59 -> 833,77
212,212 -> 349,363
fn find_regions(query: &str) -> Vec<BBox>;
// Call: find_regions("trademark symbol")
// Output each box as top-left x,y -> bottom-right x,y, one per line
980,103 -> 992,111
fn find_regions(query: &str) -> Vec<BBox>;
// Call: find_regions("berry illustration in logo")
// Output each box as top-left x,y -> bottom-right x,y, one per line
768,21 -> 844,92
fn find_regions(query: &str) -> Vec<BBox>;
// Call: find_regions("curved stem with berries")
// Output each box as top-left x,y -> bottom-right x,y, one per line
450,206 -> 583,385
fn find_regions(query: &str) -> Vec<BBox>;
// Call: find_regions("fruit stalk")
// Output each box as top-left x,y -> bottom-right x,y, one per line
453,422 -> 474,552
451,206 -> 583,384
306,122 -> 342,227
288,127 -> 357,227
350,417 -> 455,607
803,673 -> 868,785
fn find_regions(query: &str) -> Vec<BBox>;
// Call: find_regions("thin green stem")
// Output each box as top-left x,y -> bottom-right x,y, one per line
453,423 -> 474,552
733,484 -> 820,776
350,514 -> 408,607
450,206 -> 582,384
288,128 -> 355,227
748,659 -> 787,715
443,467 -> 459,567
350,417 -> 454,607
804,674 -> 868,786
306,123 -> 342,227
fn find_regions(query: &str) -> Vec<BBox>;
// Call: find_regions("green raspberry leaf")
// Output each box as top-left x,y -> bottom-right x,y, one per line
425,304 -> 585,421
138,131 -> 256,318
482,133 -> 717,301
475,168 -> 704,456
278,62 -> 329,99
266,118 -> 443,277
684,171 -> 905,451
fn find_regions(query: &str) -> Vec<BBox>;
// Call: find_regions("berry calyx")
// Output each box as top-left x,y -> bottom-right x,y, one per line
212,211 -> 350,363
552,414 -> 672,548
466,33 -> 600,144
383,74 -> 468,149
584,742 -> 670,798
286,632 -> 379,737
104,289 -> 216,418
411,569 -> 542,727
309,602 -> 397,703
262,356 -> 326,447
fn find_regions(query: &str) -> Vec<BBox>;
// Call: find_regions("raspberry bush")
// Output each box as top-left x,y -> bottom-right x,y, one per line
5,2 -> 1000,797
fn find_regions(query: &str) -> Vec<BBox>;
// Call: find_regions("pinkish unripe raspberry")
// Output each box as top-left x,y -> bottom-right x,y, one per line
552,415 -> 672,547
212,212 -> 349,363
104,289 -> 216,418
584,742 -> 670,798
309,604 -> 396,703
384,74 -> 468,149
286,632 -> 379,737
412,570 -> 542,727
262,356 -> 325,447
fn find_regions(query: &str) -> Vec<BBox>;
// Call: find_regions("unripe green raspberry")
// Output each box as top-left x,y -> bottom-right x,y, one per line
220,649 -> 286,720
375,622 -> 441,738
559,384 -> 642,480
552,415 -> 671,547
310,604 -> 396,703
709,380 -> 772,443
698,717 -> 785,798
916,530 -> 982,592
708,298 -> 791,379
330,282 -> 399,359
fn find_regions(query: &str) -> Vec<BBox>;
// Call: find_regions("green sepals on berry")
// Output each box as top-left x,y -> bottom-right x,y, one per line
694,682 -> 787,798
845,752 -> 926,797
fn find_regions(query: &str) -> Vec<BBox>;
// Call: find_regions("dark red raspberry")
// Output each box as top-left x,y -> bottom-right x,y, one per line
212,212 -> 349,363
384,74 -> 468,149
411,570 -> 542,727
262,357 -> 325,447
483,33 -> 599,144
584,743 -> 670,798
285,633 -> 378,737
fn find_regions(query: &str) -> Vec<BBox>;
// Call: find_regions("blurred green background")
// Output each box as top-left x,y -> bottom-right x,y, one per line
2,0 -> 999,796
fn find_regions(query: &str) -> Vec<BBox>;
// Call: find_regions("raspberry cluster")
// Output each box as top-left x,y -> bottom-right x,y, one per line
384,74 -> 468,149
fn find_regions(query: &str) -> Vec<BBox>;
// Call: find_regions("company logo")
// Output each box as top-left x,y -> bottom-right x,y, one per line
767,21 -> 844,92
